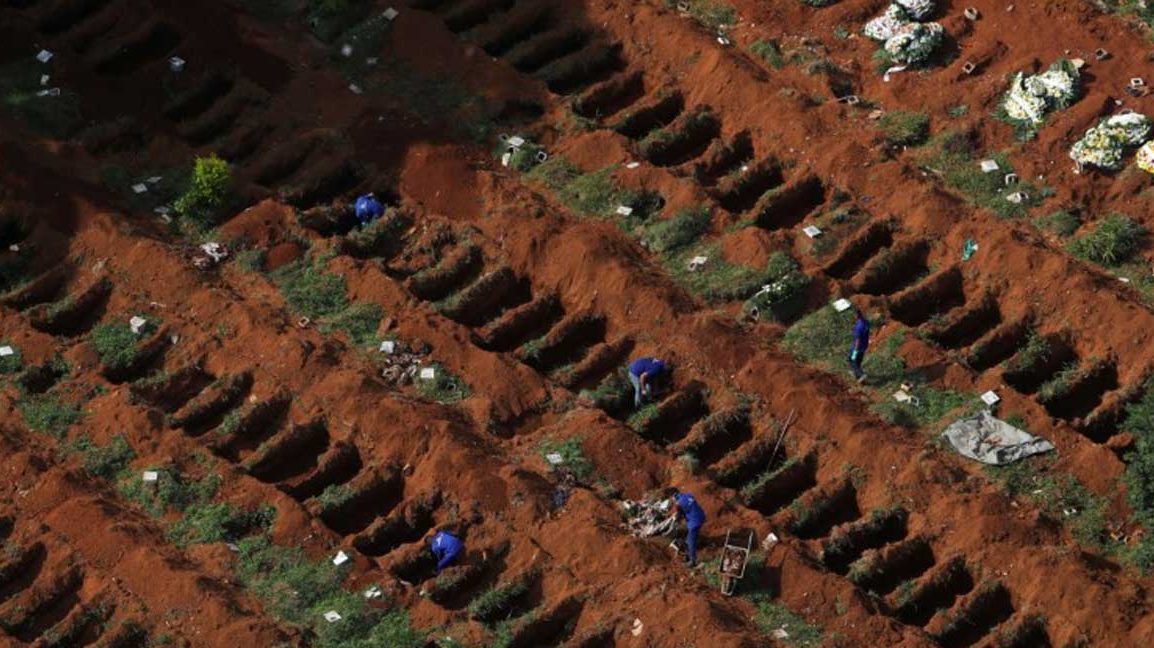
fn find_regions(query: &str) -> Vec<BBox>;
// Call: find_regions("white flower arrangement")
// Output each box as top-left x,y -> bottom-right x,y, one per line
864,5 -> 908,42
883,22 -> 944,66
1003,73 -> 1048,125
894,0 -> 935,21
1001,60 -> 1079,130
1137,141 -> 1154,174
1070,113 -> 1153,170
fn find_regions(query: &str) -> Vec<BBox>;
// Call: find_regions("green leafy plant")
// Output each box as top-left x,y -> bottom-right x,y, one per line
749,40 -> 785,68
119,468 -> 222,517
1035,209 -> 1081,237
529,159 -> 623,217
539,438 -> 597,484
414,363 -> 470,404
174,155 -> 232,227
641,205 -> 712,253
90,322 -> 146,371
68,435 -> 136,480
1068,214 -> 1145,266
468,577 -> 531,624
0,341 -> 21,374
19,394 -> 82,438
879,111 -> 930,147
167,502 -> 275,547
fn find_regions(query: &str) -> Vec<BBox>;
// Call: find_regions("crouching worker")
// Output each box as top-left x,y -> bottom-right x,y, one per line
628,356 -> 670,409
666,487 -> 706,567
354,193 -> 384,228
427,529 -> 463,574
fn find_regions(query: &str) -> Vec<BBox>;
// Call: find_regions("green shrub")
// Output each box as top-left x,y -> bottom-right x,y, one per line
0,341 -> 21,374
539,438 -> 597,484
415,363 -> 470,403
19,395 -> 82,438
119,469 -> 221,517
1068,214 -> 1145,266
274,258 -> 349,319
166,502 -> 275,546
468,578 -> 531,623
642,205 -> 711,253
1035,209 -> 1081,237
319,302 -> 383,345
529,159 -> 622,217
174,155 -> 232,227
90,322 -> 144,371
749,40 -> 785,68
879,111 -> 930,147
69,435 -> 135,480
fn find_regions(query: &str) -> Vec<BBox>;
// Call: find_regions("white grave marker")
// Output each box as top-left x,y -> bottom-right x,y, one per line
802,225 -> 822,238
979,159 -> 1000,173
332,551 -> 350,566
129,315 -> 148,334
507,135 -> 525,148
383,7 -> 399,20
0,346 -> 13,357
131,183 -> 148,194
36,50 -> 53,63
379,340 -> 396,354
169,56 -> 185,72
545,452 -> 564,465
832,298 -> 852,312
615,205 -> 634,216
323,611 -> 342,623
419,367 -> 436,381
142,471 -> 159,482
980,390 -> 1001,406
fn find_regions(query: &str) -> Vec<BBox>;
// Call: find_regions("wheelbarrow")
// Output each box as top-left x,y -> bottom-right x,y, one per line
718,529 -> 755,596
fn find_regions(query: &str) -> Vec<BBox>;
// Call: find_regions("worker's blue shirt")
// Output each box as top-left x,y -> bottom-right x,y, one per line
677,493 -> 705,529
429,531 -> 463,561
354,195 -> 384,225
629,357 -> 666,378
852,318 -> 870,352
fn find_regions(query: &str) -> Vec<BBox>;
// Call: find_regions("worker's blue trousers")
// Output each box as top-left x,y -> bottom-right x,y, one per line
686,525 -> 700,566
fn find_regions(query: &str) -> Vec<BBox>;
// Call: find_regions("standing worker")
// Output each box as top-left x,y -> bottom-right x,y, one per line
665,487 -> 705,567
848,308 -> 870,383
427,529 -> 463,573
354,193 -> 384,228
628,356 -> 669,409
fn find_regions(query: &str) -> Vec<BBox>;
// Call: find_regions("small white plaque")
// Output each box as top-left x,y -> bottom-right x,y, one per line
340,44 -> 353,57
379,340 -> 396,354
364,585 -> 383,598
169,57 -> 185,72
616,205 -> 634,216
626,162 -> 641,169
507,135 -> 525,148
802,225 -> 822,238
0,346 -> 13,357
36,50 -> 54,63
142,471 -> 159,482
419,367 -> 436,380
383,7 -> 399,20
979,159 -> 1000,173
131,183 -> 148,194
980,390 -> 1000,406
332,551 -> 350,566
323,611 -> 342,623
129,315 -> 148,333
832,298 -> 852,312
545,452 -> 564,465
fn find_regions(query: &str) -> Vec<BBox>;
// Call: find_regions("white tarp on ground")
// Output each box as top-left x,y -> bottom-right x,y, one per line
941,411 -> 1055,465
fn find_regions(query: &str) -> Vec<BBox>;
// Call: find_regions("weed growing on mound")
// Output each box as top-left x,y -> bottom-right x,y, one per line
539,438 -> 597,484
749,40 -> 785,68
1122,384 -> 1154,570
985,456 -> 1112,551
1034,209 -> 1081,237
235,535 -> 425,647
528,159 -> 623,217
1068,214 -> 1145,266
272,257 -> 383,346
66,435 -> 135,480
0,340 -> 21,374
468,577 -> 532,623
91,321 -> 152,371
120,468 -> 222,517
917,133 -> 1039,219
879,111 -> 930,147
414,362 -> 470,403
175,155 -> 232,228
18,394 -> 82,438
666,0 -> 737,31
167,503 -> 275,547
641,205 -> 711,254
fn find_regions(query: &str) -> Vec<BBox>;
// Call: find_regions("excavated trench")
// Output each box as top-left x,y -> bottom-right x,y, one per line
17,359 -> 69,394
477,3 -> 554,57
101,330 -> 171,384
520,313 -> 605,371
710,436 -> 788,489
506,28 -> 590,74
163,71 -> 236,122
613,92 -> 684,140
633,384 -> 709,444
92,22 -> 182,76
4,567 -> 83,642
823,220 -> 895,279
245,420 -> 329,483
573,71 -> 645,120
169,371 -> 253,435
475,293 -> 562,351
1,266 -> 70,311
317,469 -> 405,536
932,582 -> 1014,648
714,160 -> 784,214
353,491 -> 441,556
691,131 -> 754,186
252,136 -> 321,187
128,365 -> 213,413
925,294 -> 1001,349
853,241 -> 929,296
643,111 -> 721,167
889,267 -> 966,327
1003,335 -> 1077,395
1040,360 -> 1118,421
441,0 -> 516,33
506,597 -> 583,648
0,543 -> 46,604
854,537 -> 936,596
669,407 -> 752,467
281,157 -> 364,210
742,454 -> 818,516
753,175 -> 825,231
821,507 -> 908,574
538,43 -> 623,94
406,244 -> 483,302
439,267 -> 531,327
179,90 -> 256,146
211,393 -> 292,462
281,441 -> 362,501
556,336 -> 633,390
27,277 -> 111,336
893,557 -> 973,627
964,317 -> 1031,371
789,481 -> 860,540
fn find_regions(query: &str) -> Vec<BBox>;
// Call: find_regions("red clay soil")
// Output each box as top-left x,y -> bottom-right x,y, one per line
4,0 -> 1154,646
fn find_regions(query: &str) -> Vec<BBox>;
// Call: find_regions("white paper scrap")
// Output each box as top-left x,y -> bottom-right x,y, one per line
364,585 -> 383,599
626,161 -> 641,169
169,56 -> 185,72
39,74 -> 49,86
147,176 -> 162,184
349,83 -> 363,95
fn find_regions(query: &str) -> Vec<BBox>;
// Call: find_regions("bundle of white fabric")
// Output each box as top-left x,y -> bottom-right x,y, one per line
863,0 -> 943,67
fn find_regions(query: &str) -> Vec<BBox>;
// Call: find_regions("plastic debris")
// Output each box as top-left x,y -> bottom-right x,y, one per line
772,629 -> 790,640
864,5 -> 908,42
832,298 -> 852,312
895,0 -> 935,21
716,35 -> 731,46
980,390 -> 1001,406
882,64 -> 908,83
8,244 -> 18,252
169,56 -> 185,72
129,316 -> 148,334
36,50 -> 53,63
332,551 -> 350,566
200,242 -> 228,263
962,239 -> 978,261
0,346 -> 13,357
1005,191 -> 1028,204
632,619 -> 644,637
802,225 -> 822,238
323,611 -> 342,623
762,532 -> 780,550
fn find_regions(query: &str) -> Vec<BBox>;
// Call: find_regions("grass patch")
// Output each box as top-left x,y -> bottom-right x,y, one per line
468,577 -> 532,624
750,39 -> 785,68
1034,209 -> 1081,237
670,0 -> 737,31
916,132 -> 1039,219
666,244 -> 786,303
781,306 -> 857,369
1067,214 -> 1145,267
1003,331 -> 1049,374
376,65 -> 494,142
273,256 -> 384,345
318,302 -> 383,346
18,394 -> 82,438
752,597 -> 822,647
119,468 -> 222,517
167,502 -> 275,547
91,321 -> 151,371
0,58 -> 82,138
235,534 -> 425,647
0,341 -> 21,374
641,205 -> 712,253
879,111 -> 930,147
528,159 -> 623,217
66,435 -> 135,480
539,437 -> 597,484
741,252 -> 810,322
1122,383 -> 1154,571
414,363 -> 470,403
